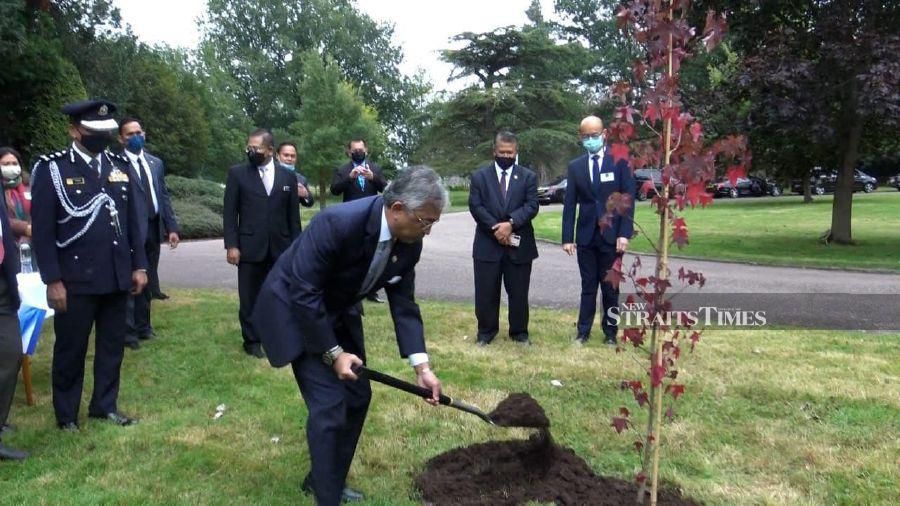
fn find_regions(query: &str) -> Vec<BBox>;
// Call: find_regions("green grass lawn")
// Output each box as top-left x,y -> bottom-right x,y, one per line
532,192 -> 900,271
1,290 -> 897,505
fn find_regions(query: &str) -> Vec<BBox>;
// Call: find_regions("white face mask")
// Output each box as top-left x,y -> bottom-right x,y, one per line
1,164 -> 21,181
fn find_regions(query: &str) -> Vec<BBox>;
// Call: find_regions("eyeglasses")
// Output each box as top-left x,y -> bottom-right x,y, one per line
406,205 -> 439,230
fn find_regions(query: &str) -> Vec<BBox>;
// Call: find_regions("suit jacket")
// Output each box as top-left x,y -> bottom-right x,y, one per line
0,191 -> 20,309
562,152 -> 636,247
223,160 -> 301,263
468,163 -> 539,263
31,147 -> 148,294
252,196 -> 427,368
330,160 -> 387,202
131,151 -> 180,241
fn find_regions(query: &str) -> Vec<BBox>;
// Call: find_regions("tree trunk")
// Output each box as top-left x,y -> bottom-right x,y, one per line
829,82 -> 863,245
802,171 -> 813,203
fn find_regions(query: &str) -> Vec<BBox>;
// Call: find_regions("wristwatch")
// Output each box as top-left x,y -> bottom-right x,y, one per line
322,345 -> 344,366
508,218 -> 515,226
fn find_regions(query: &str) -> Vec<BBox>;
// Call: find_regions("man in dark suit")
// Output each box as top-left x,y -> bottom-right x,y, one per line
562,115 -> 636,345
118,117 -> 180,350
223,129 -> 300,358
252,167 -> 445,506
0,189 -> 25,459
468,131 -> 539,346
276,142 -> 315,209
330,138 -> 389,303
31,99 -> 148,430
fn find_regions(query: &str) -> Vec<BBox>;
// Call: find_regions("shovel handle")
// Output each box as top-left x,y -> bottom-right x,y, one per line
354,365 -> 451,405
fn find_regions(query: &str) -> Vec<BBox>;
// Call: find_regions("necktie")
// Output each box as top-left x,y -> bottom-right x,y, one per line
90,158 -> 101,177
591,155 -> 601,195
0,222 -> 4,266
139,158 -> 156,215
357,166 -> 366,190
500,169 -> 508,202
359,239 -> 393,296
260,166 -> 273,195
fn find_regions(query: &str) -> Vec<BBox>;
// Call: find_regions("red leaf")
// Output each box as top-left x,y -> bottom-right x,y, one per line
635,391 -> 649,407
610,143 -> 630,164
634,440 -> 644,452
665,406 -> 676,421
611,416 -> 631,434
623,327 -> 645,347
702,10 -> 728,51
689,122 -> 702,143
650,359 -> 666,388
633,59 -> 648,82
689,331 -> 701,352
684,182 -> 713,208
635,472 -> 647,484
619,407 -> 630,417
666,384 -> 686,400
606,191 -> 633,216
604,257 -> 625,287
639,179 -> 656,198
726,164 -> 747,187
672,223 -> 689,249
644,102 -> 661,123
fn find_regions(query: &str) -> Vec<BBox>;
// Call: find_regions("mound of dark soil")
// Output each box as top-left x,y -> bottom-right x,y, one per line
488,393 -> 550,428
416,394 -> 698,505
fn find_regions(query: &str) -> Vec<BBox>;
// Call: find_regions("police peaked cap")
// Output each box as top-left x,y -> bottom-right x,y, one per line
61,99 -> 119,131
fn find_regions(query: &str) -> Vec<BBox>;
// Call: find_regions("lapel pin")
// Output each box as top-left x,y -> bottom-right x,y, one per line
391,255 -> 398,263
514,175 -> 518,180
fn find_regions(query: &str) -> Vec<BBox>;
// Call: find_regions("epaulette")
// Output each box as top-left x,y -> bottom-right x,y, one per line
106,149 -> 130,164
38,150 -> 67,162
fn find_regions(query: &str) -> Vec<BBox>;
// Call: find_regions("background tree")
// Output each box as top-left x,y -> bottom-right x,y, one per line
289,51 -> 386,208
715,0 -> 900,243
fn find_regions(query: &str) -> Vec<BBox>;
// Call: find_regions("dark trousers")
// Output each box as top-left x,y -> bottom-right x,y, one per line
126,217 -> 160,340
52,292 -> 128,424
291,323 -> 370,506
474,257 -> 532,342
238,256 -> 275,349
0,313 -> 22,427
576,234 -> 621,338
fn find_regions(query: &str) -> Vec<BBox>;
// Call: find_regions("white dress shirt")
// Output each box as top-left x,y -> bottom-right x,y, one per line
258,158 -> 275,195
586,146 -> 607,183
125,150 -> 159,214
493,162 -> 512,193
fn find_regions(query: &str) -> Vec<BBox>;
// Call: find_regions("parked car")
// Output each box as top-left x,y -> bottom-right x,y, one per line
634,168 -> 663,201
791,168 -> 877,195
537,177 -> 567,205
888,173 -> 900,191
709,176 -> 782,198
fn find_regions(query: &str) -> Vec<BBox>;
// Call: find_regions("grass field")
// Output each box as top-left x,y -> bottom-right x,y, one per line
1,290 -> 897,505
531,191 -> 900,271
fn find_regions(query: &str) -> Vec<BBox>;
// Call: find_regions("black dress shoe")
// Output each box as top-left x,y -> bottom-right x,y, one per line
301,474 -> 365,503
89,412 -> 138,426
139,332 -> 157,341
152,292 -> 170,300
244,343 -> 265,359
604,336 -> 617,346
0,423 -> 15,435
124,339 -> 141,350
365,293 -> 384,303
58,421 -> 79,432
574,333 -> 590,345
475,338 -> 490,347
0,443 -> 28,461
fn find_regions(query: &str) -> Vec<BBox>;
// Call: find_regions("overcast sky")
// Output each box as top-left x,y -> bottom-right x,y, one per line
113,0 -> 558,93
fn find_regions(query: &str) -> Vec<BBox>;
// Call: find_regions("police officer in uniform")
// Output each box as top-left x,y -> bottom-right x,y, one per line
31,99 -> 148,430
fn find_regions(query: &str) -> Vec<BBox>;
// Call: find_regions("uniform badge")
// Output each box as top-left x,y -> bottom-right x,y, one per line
99,104 -> 108,116
600,172 -> 615,183
391,255 -> 398,263
66,177 -> 86,186
108,168 -> 129,182
283,185 -> 290,191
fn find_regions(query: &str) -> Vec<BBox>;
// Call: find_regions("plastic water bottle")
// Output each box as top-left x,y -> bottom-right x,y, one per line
19,243 -> 33,273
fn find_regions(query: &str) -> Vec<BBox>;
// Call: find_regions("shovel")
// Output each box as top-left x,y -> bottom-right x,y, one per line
354,365 -> 495,425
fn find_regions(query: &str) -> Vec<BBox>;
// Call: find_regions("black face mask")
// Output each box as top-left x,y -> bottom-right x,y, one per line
247,149 -> 268,167
80,132 -> 113,154
350,151 -> 366,164
495,156 -> 515,170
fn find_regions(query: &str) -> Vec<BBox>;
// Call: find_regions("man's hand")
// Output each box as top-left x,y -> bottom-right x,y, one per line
492,222 -> 513,244
131,270 -> 148,295
168,232 -> 180,249
226,247 -> 241,265
333,352 -> 364,380
297,184 -> 309,198
415,363 -> 442,406
360,167 -> 374,180
349,167 -> 362,178
616,237 -> 629,254
47,281 -> 67,313
562,243 -> 576,256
